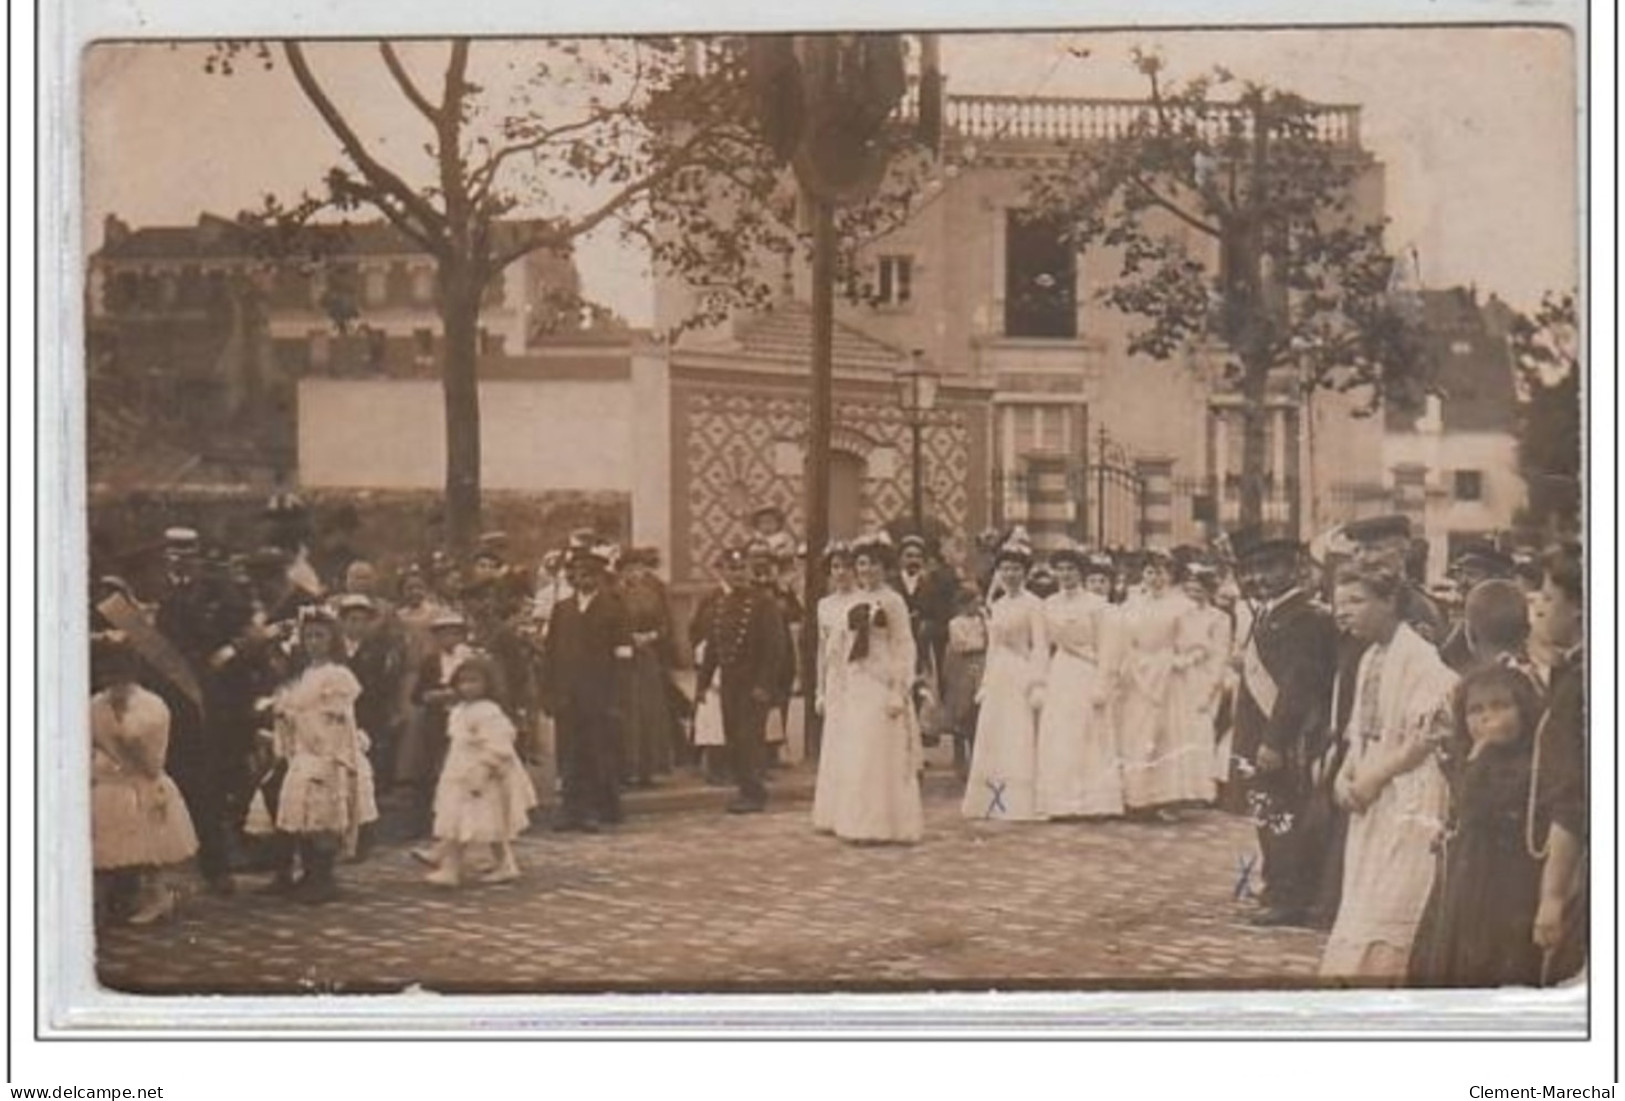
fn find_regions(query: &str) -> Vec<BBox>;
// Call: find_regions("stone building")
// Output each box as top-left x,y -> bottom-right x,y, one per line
1384,287 -> 1528,580
658,92 -> 1395,563
87,212 -> 577,491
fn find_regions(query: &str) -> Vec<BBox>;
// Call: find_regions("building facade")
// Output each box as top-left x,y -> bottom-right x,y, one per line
1383,288 -> 1528,580
87,213 -> 577,491
660,92 -> 1395,554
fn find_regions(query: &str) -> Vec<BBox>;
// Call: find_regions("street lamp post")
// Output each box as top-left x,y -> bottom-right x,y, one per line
896,351 -> 940,536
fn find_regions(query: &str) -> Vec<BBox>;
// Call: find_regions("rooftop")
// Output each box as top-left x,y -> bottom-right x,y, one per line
729,300 -> 910,373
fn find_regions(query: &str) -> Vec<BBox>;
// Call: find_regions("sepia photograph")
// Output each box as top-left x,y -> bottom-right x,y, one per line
69,19 -> 1588,1012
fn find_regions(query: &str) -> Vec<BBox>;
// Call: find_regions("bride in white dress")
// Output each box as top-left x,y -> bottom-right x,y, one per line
962,537 -> 1049,821
825,533 -> 924,844
811,541 -> 857,834
1035,547 -> 1122,819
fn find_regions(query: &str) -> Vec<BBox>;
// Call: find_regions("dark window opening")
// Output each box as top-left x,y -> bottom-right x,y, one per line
877,255 -> 913,306
1453,470 -> 1483,501
1005,210 -> 1077,338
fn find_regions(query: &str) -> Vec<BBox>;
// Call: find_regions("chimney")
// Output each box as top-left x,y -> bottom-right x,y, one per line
103,214 -> 130,249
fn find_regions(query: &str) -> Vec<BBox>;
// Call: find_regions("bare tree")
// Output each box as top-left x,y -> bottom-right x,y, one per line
209,38 -> 923,550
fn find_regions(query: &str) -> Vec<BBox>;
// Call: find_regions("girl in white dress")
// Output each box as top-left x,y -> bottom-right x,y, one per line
1108,550 -> 1195,821
266,608 -> 377,904
962,538 -> 1049,821
1035,546 -> 1121,819
1170,564 -> 1233,806
826,534 -> 924,844
811,542 -> 858,834
1321,563 -> 1456,981
425,652 -> 539,886
91,636 -> 198,926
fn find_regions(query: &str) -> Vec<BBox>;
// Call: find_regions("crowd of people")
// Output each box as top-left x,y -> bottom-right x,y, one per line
86,493 -> 1587,989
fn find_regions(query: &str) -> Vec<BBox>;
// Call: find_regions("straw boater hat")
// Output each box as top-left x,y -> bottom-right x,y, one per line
335,593 -> 376,617
429,610 -> 469,632
163,527 -> 201,555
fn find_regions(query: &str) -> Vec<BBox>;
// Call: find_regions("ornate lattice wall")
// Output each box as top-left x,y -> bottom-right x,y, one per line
677,386 -> 972,580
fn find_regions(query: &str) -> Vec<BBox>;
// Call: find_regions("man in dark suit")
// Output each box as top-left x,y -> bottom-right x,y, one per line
1230,530 -> 1341,927
892,534 -> 957,698
538,545 -> 632,831
337,594 -> 405,816
153,527 -> 252,896
695,546 -> 789,813
1437,539 -> 1516,672
747,539 -> 801,766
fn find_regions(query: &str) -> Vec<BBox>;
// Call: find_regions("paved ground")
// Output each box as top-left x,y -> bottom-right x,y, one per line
96,773 -> 1327,995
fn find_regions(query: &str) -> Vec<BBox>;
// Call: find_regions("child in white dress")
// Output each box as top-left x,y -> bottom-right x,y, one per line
425,653 -> 539,887
266,608 -> 376,904
91,635 -> 198,925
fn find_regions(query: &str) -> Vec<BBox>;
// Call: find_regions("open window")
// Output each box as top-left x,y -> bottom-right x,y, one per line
1004,210 -> 1077,338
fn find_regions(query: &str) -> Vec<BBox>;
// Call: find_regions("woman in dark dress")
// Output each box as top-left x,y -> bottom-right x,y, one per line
618,548 -> 681,786
1410,663 -> 1547,987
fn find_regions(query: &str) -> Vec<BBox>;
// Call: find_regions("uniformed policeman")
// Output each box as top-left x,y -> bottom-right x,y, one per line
1230,529 -> 1341,927
694,546 -> 790,813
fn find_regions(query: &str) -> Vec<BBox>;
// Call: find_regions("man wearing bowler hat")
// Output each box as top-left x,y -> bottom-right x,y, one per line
1230,528 -> 1341,927
694,545 -> 789,813
538,543 -> 632,831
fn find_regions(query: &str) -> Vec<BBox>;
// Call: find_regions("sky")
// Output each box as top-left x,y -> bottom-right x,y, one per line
81,27 -> 1579,322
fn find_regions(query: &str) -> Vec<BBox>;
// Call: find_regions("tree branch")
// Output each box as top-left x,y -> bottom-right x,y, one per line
1126,172 -> 1221,237
437,40 -> 473,260
379,42 -> 442,125
469,49 -> 651,204
469,109 -> 624,203
282,42 -> 449,249
487,126 -> 723,269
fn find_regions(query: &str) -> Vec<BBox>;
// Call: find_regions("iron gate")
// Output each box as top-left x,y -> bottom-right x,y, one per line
991,430 -> 1146,549
1083,429 -> 1146,549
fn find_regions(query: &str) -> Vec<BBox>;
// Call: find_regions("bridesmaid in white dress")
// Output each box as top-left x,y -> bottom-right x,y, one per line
827,533 -> 924,844
962,537 -> 1049,821
1170,564 -> 1234,806
1035,545 -> 1122,819
1109,550 -> 1195,821
811,542 -> 858,834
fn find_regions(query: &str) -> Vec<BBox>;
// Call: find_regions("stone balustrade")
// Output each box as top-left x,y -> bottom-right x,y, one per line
934,94 -> 1363,149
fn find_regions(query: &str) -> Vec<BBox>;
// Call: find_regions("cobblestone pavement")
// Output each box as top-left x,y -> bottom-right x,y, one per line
97,778 -> 1327,995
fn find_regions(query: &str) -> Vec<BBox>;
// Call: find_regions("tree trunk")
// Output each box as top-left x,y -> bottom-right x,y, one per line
802,196 -> 836,758
1238,356 -> 1270,530
440,265 -> 482,553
